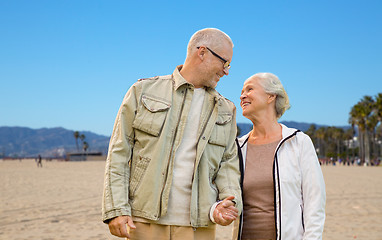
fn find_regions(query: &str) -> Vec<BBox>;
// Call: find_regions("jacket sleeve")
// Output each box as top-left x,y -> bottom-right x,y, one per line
300,134 -> 326,239
102,83 -> 140,223
214,105 -> 243,215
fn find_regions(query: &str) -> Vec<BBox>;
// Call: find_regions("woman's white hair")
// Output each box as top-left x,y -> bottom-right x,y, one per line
252,72 -> 290,119
186,28 -> 233,57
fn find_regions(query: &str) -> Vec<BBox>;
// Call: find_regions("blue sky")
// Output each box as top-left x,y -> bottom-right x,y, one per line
1,0 -> 381,136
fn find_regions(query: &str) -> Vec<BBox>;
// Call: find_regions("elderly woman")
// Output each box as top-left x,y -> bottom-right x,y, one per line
234,73 -> 326,240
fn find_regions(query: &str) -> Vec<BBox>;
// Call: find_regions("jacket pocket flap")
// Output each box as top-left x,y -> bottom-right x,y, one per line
216,113 -> 232,125
142,95 -> 171,112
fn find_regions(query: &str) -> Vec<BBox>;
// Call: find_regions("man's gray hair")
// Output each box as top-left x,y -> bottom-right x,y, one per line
252,72 -> 291,119
187,28 -> 234,57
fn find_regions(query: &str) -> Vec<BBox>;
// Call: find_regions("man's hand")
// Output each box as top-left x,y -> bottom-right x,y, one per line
213,196 -> 239,226
108,215 -> 136,238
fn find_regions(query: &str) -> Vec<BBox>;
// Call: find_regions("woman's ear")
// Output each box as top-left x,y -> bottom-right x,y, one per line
268,94 -> 277,103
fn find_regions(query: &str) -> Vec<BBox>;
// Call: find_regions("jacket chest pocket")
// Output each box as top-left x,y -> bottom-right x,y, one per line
132,94 -> 171,136
208,113 -> 232,147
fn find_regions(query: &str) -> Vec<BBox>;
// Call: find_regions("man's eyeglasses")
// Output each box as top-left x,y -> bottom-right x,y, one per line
197,46 -> 231,70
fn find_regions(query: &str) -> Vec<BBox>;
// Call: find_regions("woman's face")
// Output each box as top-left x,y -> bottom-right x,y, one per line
240,77 -> 270,118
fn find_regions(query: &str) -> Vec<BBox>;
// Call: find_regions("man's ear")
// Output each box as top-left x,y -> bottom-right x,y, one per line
197,46 -> 207,60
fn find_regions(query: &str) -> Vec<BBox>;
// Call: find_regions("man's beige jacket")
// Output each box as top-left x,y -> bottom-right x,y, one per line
102,66 -> 242,227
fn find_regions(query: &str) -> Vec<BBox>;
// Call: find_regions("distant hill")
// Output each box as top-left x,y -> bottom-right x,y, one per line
0,126 -> 109,158
1,122 -> 351,157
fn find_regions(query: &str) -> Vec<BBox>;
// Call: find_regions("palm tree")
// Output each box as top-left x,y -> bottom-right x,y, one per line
349,96 -> 375,165
315,127 -> 326,159
375,93 -> 382,121
332,127 -> 344,161
374,93 -> 382,163
363,96 -> 376,165
306,124 -> 318,154
306,124 -> 317,143
367,114 -> 379,161
343,128 -> 355,163
376,124 -> 382,160
83,141 -> 89,152
79,134 -> 86,144
74,131 -> 80,152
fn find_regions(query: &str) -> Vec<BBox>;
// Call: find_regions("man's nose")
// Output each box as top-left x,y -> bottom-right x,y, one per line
223,68 -> 229,75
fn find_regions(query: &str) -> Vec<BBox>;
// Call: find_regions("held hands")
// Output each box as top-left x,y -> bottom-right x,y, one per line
108,215 -> 136,238
108,197 -> 238,236
213,196 -> 239,226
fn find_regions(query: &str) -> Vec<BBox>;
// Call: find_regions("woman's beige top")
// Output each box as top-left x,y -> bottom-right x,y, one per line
242,139 -> 280,240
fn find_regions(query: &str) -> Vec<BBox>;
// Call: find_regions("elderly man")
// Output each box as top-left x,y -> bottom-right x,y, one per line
102,28 -> 242,240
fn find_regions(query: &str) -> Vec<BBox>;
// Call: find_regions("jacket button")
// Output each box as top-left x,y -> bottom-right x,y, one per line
202,136 -> 206,140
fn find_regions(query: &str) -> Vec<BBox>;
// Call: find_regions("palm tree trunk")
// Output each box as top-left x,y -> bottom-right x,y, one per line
359,131 -> 364,164
364,130 -> 371,166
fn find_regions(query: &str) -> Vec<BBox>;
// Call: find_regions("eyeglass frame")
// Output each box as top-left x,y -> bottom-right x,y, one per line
197,46 -> 231,69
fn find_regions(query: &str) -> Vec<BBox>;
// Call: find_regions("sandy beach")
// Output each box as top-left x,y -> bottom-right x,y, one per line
0,160 -> 381,240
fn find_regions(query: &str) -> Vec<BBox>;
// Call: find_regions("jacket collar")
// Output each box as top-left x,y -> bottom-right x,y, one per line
280,123 -> 298,138
237,132 -> 250,148
172,65 -> 190,90
172,65 -> 223,102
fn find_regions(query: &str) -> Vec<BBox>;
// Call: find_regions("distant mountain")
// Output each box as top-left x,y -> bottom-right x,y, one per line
0,126 -> 109,158
1,122 -> 351,157
237,121 -> 351,137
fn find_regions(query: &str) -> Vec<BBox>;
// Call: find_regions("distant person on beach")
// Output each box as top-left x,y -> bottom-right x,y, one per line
37,154 -> 42,168
102,28 -> 242,240
234,73 -> 326,239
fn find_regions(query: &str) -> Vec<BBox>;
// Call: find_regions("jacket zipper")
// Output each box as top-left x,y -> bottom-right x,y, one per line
191,96 -> 216,226
238,130 -> 300,239
193,96 -> 217,179
272,130 -> 300,240
197,96 -> 217,142
158,87 -> 188,218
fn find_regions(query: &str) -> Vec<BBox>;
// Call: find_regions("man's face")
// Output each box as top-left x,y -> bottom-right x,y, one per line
201,42 -> 233,88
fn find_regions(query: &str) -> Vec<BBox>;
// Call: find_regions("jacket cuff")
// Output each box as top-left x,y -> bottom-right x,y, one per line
209,201 -> 222,223
102,208 -> 131,223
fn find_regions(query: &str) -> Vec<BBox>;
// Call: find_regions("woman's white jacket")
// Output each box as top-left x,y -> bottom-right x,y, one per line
235,124 -> 326,240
